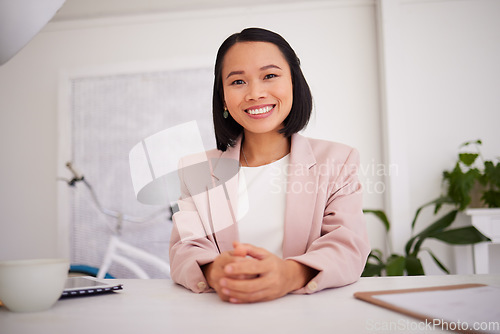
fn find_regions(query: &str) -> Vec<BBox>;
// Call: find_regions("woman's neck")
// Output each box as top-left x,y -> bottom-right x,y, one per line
241,131 -> 291,167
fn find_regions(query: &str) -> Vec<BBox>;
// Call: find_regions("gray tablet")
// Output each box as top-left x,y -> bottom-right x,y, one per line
62,276 -> 123,297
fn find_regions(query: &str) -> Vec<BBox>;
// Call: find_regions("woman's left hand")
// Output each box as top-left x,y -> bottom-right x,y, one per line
218,242 -> 316,303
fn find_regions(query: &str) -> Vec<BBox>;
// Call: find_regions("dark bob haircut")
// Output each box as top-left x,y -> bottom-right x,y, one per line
213,27 -> 313,151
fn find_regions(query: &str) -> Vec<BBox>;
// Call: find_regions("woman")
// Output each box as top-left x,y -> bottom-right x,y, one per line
169,28 -> 370,303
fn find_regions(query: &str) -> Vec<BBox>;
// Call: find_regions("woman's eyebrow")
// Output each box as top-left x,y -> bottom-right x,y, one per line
260,64 -> 282,71
225,64 -> 283,79
226,70 -> 244,79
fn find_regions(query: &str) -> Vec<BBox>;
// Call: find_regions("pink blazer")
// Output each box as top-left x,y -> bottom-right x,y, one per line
169,133 -> 370,294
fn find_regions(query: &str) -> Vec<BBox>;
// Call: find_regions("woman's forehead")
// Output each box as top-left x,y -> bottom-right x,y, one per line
222,41 -> 289,74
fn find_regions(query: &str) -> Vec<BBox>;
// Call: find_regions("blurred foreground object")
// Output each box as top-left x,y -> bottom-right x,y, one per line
0,0 -> 66,65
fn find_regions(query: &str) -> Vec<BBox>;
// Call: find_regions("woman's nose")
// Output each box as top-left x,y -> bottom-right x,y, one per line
245,82 -> 267,101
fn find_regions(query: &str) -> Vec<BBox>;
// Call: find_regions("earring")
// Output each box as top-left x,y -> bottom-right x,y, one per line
223,106 -> 229,119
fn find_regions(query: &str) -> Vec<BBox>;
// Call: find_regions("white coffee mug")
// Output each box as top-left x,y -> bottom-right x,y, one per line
0,258 -> 69,312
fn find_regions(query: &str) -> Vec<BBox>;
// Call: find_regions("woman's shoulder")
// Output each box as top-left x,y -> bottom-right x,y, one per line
305,136 -> 353,150
300,135 -> 358,161
205,147 -> 223,159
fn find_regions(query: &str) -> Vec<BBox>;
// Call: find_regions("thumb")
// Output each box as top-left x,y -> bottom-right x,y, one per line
232,241 -> 248,257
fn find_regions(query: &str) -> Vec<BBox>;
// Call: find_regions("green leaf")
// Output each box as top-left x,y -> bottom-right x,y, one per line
460,139 -> 482,148
405,210 -> 458,255
429,226 -> 491,245
411,238 -> 425,257
363,250 -> 386,277
405,236 -> 416,256
459,153 -> 479,166
411,197 -> 454,230
414,210 -> 458,239
422,248 -> 450,274
444,164 -> 480,210
365,250 -> 384,265
385,255 -> 405,276
405,255 -> 425,276
363,209 -> 390,232
481,190 -> 500,208
483,161 -> 500,189
362,263 -> 385,277
433,196 -> 455,214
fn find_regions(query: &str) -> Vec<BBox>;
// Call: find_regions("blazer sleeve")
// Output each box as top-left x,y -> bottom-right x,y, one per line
286,148 -> 370,294
169,157 -> 218,293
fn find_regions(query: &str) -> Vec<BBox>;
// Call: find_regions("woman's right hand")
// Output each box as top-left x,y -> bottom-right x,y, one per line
202,242 -> 252,301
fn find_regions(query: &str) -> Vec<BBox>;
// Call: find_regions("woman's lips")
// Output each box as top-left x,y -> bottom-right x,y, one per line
245,104 -> 275,115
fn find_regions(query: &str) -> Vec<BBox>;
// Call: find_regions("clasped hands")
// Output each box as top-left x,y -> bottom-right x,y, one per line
202,241 -> 315,303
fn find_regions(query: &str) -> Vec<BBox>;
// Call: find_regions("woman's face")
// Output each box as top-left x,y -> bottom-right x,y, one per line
222,41 -> 293,137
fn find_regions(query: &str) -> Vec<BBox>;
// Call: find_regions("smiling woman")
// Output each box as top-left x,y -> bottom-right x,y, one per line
169,28 -> 370,304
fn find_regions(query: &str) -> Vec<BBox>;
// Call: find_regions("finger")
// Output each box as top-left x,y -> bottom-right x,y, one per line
232,241 -> 248,257
224,257 -> 265,277
220,276 -> 267,296
236,243 -> 269,260
220,274 -> 264,292
220,277 -> 275,303
227,288 -> 271,304
207,252 -> 248,288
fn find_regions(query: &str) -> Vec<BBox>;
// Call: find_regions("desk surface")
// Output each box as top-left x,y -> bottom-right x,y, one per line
1,274 -> 499,334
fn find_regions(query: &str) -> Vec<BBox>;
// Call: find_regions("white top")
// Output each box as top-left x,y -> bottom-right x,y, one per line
236,154 -> 289,258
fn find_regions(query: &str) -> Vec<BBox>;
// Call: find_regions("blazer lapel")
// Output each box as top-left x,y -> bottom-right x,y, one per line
207,137 -> 242,253
283,134 -> 318,258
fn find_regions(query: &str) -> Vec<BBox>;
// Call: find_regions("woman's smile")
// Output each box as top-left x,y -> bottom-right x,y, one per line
245,104 -> 275,117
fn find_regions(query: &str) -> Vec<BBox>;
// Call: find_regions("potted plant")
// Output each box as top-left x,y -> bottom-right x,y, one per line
363,139 -> 499,276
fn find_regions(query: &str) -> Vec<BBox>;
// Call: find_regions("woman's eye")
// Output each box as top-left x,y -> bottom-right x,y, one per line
264,74 -> 277,80
231,79 -> 245,85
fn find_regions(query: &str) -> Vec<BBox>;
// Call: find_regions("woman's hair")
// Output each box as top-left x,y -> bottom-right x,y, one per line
213,27 -> 313,151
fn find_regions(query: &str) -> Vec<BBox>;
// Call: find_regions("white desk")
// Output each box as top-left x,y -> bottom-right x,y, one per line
1,275 -> 499,334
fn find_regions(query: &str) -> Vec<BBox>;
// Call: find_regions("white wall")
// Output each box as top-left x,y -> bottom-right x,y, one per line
0,0 -> 385,261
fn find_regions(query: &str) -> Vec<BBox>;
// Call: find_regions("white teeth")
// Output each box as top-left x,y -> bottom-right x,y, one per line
246,105 -> 274,115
